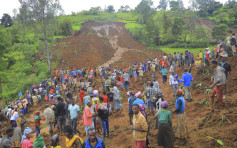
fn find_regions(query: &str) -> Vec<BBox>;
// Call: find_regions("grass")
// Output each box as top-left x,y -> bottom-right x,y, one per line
158,46 -> 216,58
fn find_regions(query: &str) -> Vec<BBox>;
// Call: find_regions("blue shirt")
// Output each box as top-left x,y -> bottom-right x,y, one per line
176,96 -> 185,114
160,69 -> 168,76
19,92 -> 22,97
71,71 -> 74,77
133,98 -> 146,109
179,72 -> 193,86
68,104 -> 80,119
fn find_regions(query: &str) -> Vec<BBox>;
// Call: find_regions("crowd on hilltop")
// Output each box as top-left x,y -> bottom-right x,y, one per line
0,34 -> 235,148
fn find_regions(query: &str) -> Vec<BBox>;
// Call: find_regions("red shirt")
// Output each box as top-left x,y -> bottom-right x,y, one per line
159,59 -> 163,65
50,89 -> 54,94
103,95 -> 108,103
79,90 -> 85,99
120,77 -> 124,83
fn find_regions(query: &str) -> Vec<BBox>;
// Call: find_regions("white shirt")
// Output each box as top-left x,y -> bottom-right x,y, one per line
169,74 -> 178,85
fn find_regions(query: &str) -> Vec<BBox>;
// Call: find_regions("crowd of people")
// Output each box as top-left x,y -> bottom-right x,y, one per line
0,37 -> 235,148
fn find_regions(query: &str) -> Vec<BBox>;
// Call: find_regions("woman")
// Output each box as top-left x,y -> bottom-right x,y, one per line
113,86 -> 122,111
82,99 -> 95,135
64,126 -> 83,148
157,101 -> 175,147
173,89 -> 188,145
98,97 -> 109,139
22,127 -> 33,148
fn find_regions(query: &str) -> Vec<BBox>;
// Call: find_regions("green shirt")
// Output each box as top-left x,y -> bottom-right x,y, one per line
158,109 -> 172,124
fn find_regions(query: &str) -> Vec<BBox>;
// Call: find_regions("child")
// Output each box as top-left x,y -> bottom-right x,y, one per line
34,111 -> 41,137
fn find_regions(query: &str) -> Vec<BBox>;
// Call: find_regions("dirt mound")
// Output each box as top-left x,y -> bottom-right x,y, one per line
53,21 -> 151,69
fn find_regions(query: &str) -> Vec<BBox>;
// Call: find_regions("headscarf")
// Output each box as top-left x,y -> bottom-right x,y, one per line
85,99 -> 90,105
33,136 -> 45,148
161,101 -> 168,109
177,89 -> 183,96
21,127 -> 33,143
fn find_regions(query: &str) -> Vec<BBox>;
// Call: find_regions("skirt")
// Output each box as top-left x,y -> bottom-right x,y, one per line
176,112 -> 188,139
157,123 -> 175,147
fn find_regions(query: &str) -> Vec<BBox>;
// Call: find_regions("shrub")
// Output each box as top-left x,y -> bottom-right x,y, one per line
34,61 -> 49,76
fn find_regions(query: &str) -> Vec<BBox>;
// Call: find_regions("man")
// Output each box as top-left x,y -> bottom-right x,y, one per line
68,99 -> 80,135
11,121 -> 22,147
160,66 -> 168,85
176,52 -> 181,68
131,104 -> 148,148
169,71 -> 179,98
230,33 -> 236,55
209,60 -> 228,111
55,97 -> 66,134
43,104 -> 55,137
0,128 -> 14,148
105,78 -> 111,93
123,72 -> 130,90
64,125 -> 83,148
168,53 -> 173,68
198,50 -> 203,61
153,79 -> 159,90
128,91 -> 136,125
82,128 -> 105,148
146,83 -> 157,115
179,68 -> 193,102
219,56 -> 232,98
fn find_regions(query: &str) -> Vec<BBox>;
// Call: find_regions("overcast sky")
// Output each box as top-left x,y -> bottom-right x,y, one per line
0,0 -> 228,17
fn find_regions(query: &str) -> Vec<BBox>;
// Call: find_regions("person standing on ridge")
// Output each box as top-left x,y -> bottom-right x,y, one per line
179,68 -> 193,102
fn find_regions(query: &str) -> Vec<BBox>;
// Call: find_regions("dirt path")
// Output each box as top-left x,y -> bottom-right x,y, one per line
92,24 -> 142,68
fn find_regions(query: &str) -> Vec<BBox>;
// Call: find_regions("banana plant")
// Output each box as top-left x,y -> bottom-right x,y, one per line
206,136 -> 224,146
201,98 -> 208,106
204,89 -> 212,95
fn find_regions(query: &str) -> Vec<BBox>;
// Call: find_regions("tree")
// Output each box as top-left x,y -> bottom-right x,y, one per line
171,17 -> 184,39
106,5 -> 115,13
1,13 -> 13,27
195,0 -> 223,17
170,0 -> 184,11
18,0 -> 63,73
118,5 -> 130,12
135,0 -> 154,24
212,24 -> 229,40
59,19 -> 72,36
157,0 -> 168,10
229,4 -> 237,24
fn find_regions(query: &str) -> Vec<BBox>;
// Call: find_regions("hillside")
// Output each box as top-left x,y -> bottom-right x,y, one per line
48,21 -> 237,147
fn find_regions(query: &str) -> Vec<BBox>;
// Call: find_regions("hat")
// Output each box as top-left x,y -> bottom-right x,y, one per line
85,99 -> 90,105
5,127 -> 14,134
177,89 -> 183,95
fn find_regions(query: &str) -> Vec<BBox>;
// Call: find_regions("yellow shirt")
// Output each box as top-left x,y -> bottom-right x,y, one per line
132,112 -> 148,141
198,52 -> 203,59
196,60 -> 201,65
51,146 -> 61,148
